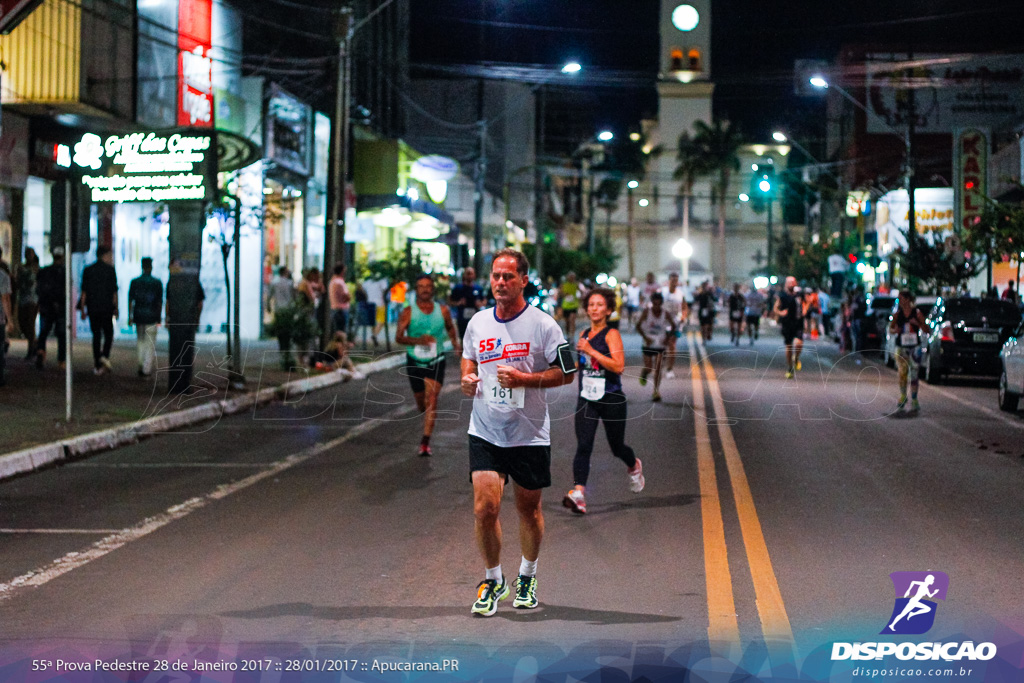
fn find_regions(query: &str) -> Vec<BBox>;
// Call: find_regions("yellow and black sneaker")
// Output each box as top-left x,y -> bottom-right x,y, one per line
471,576 -> 509,617
513,575 -> 538,609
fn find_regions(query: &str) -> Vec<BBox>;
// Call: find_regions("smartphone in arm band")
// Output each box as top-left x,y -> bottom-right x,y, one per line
556,343 -> 577,374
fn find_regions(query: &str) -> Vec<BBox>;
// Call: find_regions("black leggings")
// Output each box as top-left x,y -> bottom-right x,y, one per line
573,391 -> 637,486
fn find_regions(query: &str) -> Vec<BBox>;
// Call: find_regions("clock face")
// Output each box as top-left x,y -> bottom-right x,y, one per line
672,4 -> 700,32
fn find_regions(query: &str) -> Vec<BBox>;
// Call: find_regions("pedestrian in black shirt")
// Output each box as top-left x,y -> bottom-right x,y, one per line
79,245 -> 119,375
35,247 -> 68,369
128,257 -> 164,377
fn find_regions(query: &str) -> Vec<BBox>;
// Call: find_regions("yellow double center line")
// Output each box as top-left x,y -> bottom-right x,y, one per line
686,332 -> 794,654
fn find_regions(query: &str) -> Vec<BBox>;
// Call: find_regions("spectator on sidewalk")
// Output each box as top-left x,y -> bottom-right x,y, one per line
79,245 -> 119,375
328,262 -> 351,336
362,273 -> 389,348
448,267 -> 485,340
268,266 -> 295,314
166,259 -> 205,395
0,264 -> 12,386
17,247 -> 39,360
35,247 -> 67,370
0,245 -> 10,278
128,257 -> 163,377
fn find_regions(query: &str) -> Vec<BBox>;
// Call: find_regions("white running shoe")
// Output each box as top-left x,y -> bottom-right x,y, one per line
628,458 -> 645,493
665,370 -> 676,379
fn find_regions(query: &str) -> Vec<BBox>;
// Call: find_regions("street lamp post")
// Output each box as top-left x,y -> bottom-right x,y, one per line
809,74 -> 916,238
626,179 -> 638,278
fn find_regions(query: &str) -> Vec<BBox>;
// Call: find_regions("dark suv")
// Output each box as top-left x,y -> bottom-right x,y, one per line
920,297 -> 1024,383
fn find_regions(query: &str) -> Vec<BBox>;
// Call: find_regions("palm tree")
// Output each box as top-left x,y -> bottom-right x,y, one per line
693,119 -> 743,284
594,133 -> 662,278
673,131 -> 708,282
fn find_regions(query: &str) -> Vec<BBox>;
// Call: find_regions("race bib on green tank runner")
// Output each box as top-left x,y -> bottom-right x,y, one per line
413,340 -> 438,361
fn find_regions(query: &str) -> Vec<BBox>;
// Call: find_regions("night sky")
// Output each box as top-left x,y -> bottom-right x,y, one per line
409,0 -> 1024,144
247,0 -> 1024,149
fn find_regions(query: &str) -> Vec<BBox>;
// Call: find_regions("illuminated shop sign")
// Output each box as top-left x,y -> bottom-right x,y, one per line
178,0 -> 214,127
73,131 -> 215,203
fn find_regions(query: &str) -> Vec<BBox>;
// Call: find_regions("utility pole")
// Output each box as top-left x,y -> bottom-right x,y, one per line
534,85 -> 546,281
585,158 -> 596,255
766,196 -> 774,273
473,80 -> 487,274
323,5 -> 353,348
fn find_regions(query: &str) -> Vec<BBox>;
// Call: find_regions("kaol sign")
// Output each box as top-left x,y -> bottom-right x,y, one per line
954,128 -> 988,232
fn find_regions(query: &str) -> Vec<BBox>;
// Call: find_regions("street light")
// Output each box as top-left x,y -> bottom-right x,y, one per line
739,193 -> 749,202
561,62 -> 582,74
597,130 -> 614,142
627,180 -> 639,190
673,237 -> 693,279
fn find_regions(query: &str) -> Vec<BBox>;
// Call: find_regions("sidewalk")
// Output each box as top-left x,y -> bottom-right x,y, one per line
0,332 -> 400,457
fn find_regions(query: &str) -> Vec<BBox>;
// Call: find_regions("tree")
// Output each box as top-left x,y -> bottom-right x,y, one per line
894,226 -> 982,294
673,130 -> 709,278
522,237 -> 619,283
693,119 -> 743,283
592,132 -> 661,278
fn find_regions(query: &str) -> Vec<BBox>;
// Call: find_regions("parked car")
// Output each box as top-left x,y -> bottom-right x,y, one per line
999,319 -> 1024,411
920,297 -> 1024,383
883,295 -> 937,367
861,294 -> 896,350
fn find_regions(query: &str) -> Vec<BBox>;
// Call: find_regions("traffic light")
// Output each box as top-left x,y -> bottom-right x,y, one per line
749,163 -> 776,211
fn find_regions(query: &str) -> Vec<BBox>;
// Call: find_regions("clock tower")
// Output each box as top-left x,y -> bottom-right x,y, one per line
657,0 -> 713,143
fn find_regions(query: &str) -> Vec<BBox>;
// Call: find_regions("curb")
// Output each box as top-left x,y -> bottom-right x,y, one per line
0,352 -> 407,483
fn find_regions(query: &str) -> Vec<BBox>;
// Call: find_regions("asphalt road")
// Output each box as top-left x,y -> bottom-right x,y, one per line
0,319 -> 1022,682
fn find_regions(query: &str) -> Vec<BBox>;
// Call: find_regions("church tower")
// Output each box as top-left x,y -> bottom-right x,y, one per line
649,2 -> 715,259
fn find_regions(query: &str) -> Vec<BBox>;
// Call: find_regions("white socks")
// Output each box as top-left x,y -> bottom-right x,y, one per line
485,565 -> 502,581
519,557 -> 538,577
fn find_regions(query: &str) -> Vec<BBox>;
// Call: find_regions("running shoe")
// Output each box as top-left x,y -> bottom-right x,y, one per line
562,488 -> 586,514
785,369 -> 794,379
911,399 -> 920,412
513,575 -> 539,609
100,356 -> 112,371
628,458 -> 645,493
471,576 -> 509,616
897,394 -> 908,411
652,391 -> 662,402
665,370 -> 676,379
418,443 -> 432,457
795,360 -> 802,371
639,374 -> 648,387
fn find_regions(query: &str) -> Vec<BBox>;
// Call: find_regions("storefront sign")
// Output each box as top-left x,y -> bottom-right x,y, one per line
954,128 -> 987,232
865,53 -> 1023,134
73,130 -> 215,203
266,85 -> 311,176
178,0 -> 214,127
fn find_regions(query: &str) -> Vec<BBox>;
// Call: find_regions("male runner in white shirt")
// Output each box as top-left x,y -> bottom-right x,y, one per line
461,248 -> 575,616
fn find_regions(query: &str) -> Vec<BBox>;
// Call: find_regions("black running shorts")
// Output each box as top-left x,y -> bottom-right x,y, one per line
468,435 -> 551,490
641,346 -> 666,358
405,357 -> 446,393
746,314 -> 760,326
781,324 -> 803,345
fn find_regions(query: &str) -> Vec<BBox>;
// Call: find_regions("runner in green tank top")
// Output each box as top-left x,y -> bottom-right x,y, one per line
395,273 -> 461,456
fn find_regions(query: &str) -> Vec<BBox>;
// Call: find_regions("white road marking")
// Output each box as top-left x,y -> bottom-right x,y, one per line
0,529 -> 123,534
922,382 -> 1024,431
0,390 -> 447,602
69,463 -> 271,469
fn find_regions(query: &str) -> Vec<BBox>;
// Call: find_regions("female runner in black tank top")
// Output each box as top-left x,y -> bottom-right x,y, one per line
562,288 -> 645,515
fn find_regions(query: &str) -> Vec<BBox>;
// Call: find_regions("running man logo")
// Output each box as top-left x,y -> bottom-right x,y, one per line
881,571 -> 950,635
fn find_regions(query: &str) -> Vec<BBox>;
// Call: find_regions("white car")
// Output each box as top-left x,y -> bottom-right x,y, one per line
998,319 -> 1024,412
883,295 -> 937,367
